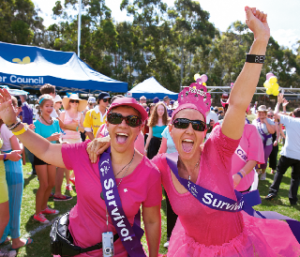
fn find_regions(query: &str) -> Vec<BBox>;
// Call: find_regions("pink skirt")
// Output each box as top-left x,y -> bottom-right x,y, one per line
168,212 -> 300,257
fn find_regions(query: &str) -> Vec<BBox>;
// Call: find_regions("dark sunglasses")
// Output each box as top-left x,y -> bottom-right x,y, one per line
173,118 -> 206,132
70,100 -> 79,104
102,99 -> 109,103
107,113 -> 143,127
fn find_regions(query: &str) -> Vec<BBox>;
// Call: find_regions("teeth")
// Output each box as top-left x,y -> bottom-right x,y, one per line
183,139 -> 194,143
117,133 -> 128,137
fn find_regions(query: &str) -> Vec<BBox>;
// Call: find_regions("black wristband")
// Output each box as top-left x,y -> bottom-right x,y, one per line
246,54 -> 265,64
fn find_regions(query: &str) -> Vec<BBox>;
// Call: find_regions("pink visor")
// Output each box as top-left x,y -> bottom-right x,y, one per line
108,97 -> 148,121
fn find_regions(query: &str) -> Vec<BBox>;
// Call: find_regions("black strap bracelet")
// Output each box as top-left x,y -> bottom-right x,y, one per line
246,54 -> 265,64
8,121 -> 21,131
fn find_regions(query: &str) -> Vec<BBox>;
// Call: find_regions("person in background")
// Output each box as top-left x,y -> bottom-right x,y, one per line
33,94 -> 61,223
170,100 -> 175,110
53,95 -> 63,118
158,124 -> 178,248
56,94 -> 86,194
83,96 -> 96,116
19,95 -> 36,176
144,103 -> 155,144
153,97 -> 159,104
0,133 -> 18,257
145,102 -> 170,159
139,95 -> 147,105
267,110 -> 280,174
214,107 -> 219,114
163,96 -> 172,117
83,92 -> 110,140
266,94 -> 300,205
0,96 -> 33,250
246,103 -> 257,123
252,105 -> 276,180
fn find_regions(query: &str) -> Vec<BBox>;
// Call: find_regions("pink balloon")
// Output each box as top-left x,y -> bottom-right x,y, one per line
266,72 -> 275,81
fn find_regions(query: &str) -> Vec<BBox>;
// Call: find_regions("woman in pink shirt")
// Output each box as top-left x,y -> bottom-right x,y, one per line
0,93 -> 161,257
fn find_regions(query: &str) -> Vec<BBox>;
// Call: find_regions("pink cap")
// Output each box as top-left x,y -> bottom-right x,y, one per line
266,72 -> 275,80
220,99 -> 229,108
172,79 -> 211,122
108,97 -> 148,121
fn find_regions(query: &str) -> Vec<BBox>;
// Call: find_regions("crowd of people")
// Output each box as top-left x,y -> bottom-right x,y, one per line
0,6 -> 300,257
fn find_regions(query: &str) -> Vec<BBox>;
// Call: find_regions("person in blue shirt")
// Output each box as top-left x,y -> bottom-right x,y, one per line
266,94 -> 300,205
33,94 -> 61,223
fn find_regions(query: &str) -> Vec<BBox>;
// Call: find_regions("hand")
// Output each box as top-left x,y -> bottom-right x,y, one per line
232,173 -> 242,188
48,133 -> 61,141
87,136 -> 111,163
273,140 -> 278,147
245,6 -> 270,43
7,150 -> 22,162
78,126 -> 85,133
29,124 -> 35,130
277,93 -> 284,104
0,89 -> 18,126
282,99 -> 289,107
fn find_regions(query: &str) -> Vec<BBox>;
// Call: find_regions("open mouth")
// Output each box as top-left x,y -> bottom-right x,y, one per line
182,139 -> 194,153
116,133 -> 128,144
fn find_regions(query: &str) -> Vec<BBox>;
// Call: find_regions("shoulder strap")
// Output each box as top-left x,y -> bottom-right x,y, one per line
99,148 -> 146,257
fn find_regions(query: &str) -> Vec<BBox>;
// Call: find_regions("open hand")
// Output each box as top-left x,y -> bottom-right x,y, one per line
7,150 -> 22,162
245,6 -> 270,43
0,89 -> 18,126
87,136 -> 111,163
277,93 -> 284,104
48,133 -> 61,141
282,99 -> 289,107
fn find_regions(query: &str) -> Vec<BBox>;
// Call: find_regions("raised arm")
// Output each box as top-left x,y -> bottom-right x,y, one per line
222,7 -> 270,140
0,89 -> 66,168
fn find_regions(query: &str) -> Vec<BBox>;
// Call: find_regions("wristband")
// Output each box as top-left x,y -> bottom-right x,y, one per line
246,54 -> 265,64
237,171 -> 244,179
7,118 -> 21,130
12,123 -> 28,136
3,154 -> 7,161
76,126 -> 79,132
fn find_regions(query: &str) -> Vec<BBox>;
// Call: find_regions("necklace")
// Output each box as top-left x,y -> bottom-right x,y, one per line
41,115 -> 53,125
187,161 -> 199,181
100,150 -> 135,200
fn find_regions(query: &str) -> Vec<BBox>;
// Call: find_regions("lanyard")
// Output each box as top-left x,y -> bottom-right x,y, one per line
166,152 -> 300,244
99,147 -> 146,257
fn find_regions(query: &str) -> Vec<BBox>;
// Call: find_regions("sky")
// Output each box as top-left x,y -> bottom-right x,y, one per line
34,0 -> 300,50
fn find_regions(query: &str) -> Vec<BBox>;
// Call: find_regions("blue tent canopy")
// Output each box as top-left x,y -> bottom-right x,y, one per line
128,77 -> 178,100
0,41 -> 128,93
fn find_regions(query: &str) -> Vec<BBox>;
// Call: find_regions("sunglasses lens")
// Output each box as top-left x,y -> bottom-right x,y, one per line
126,116 -> 141,127
192,121 -> 206,131
173,119 -> 189,129
107,113 -> 122,125
103,99 -> 108,103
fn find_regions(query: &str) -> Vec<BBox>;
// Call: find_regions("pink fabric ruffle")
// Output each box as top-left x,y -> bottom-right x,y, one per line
168,212 -> 300,257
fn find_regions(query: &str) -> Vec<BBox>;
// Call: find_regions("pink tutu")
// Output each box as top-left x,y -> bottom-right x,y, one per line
168,212 -> 300,257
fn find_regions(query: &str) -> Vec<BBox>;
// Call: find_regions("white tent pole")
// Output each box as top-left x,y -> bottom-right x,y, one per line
77,0 -> 82,58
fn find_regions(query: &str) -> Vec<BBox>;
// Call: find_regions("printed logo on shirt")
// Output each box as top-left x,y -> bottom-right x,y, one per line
235,145 -> 248,163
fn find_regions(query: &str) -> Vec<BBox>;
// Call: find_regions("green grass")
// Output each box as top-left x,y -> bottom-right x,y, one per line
1,148 -> 299,256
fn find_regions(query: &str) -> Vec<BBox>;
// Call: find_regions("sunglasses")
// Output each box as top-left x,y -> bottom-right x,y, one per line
70,100 -> 79,104
267,115 -> 273,118
107,113 -> 143,127
102,99 -> 109,103
173,118 -> 206,132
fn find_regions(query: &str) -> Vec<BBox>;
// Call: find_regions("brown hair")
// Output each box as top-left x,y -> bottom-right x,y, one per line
11,96 -> 18,107
37,94 -> 54,115
148,102 -> 169,127
40,84 -> 56,95
293,108 -> 300,118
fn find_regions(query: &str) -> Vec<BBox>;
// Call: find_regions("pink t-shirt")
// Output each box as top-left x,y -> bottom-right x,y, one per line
152,126 -> 243,246
230,124 -> 265,191
61,141 -> 162,257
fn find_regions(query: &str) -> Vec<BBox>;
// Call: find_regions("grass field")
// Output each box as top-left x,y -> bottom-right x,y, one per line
1,149 -> 300,256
